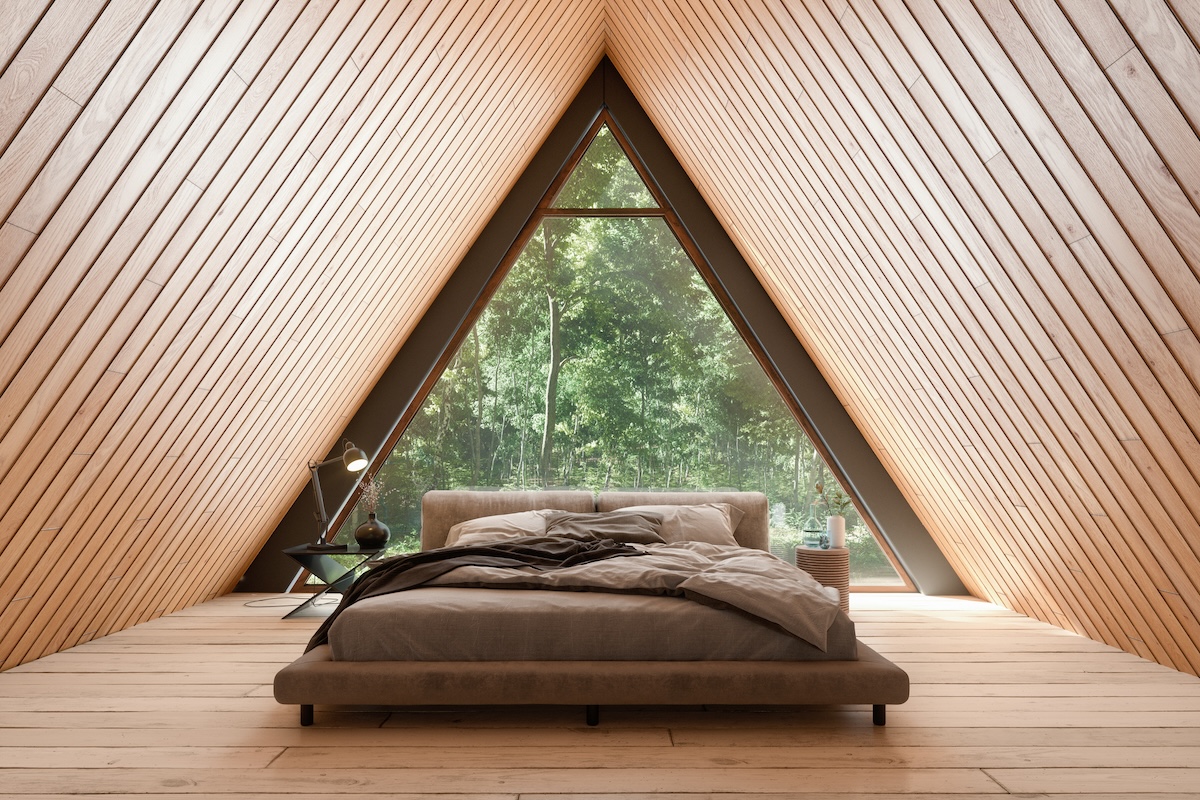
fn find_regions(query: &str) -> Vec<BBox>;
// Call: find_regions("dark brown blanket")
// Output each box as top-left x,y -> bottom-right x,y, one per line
306,536 -> 643,651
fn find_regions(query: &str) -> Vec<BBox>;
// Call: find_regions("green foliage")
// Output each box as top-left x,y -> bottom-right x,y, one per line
552,126 -> 658,209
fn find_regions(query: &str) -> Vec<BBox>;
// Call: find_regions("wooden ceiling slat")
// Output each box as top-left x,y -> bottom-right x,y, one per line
0,78 -> 268,555
1110,0 -> 1200,134
173,19 -> 603,619
0,5 -> 336,660
696,1 -> 1200,671
0,4 -> 278,525
7,0 -> 209,235
129,23 -> 604,640
1164,0 -> 1200,47
123,0 -> 573,624
940,32 -> 1200,606
0,3 -> 262,618
638,0 -> 1190,671
868,3 -> 1200,671
150,2 -> 605,631
0,0 -> 106,153
1008,0 -> 1200,272
978,0 -> 1200,435
878,12 -> 1200,666
52,0 -> 159,107
840,0 -> 920,89
0,0 -> 54,76
948,2 -> 1200,333
875,11 -> 1002,165
0,223 -> 37,286
609,0 -> 1032,618
864,0 -> 1200,662
185,0 -> 336,193
0,88 -> 81,225
893,68 -> 1200,647
1107,49 -> 1200,229
0,0 -> 383,663
614,0 -> 1046,623
0,0 -> 256,455
672,1 -> 1027,599
1060,0 -> 1134,68
27,1 -> 604,657
748,0 -> 1104,633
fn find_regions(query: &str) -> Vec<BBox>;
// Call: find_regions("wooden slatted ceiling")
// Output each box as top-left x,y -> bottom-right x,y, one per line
609,0 -> 1200,675
0,0 -> 605,668
1,0 -> 1199,678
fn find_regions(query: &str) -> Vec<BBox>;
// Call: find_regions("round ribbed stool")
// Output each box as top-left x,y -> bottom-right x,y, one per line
796,546 -> 850,614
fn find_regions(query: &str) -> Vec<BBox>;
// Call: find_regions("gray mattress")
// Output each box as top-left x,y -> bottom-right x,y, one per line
328,586 -> 858,662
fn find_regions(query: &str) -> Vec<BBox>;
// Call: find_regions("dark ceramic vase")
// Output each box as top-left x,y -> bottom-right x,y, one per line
354,513 -> 390,548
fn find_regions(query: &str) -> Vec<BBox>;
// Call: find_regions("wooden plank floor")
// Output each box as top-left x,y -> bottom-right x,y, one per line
1,592 -> 1198,798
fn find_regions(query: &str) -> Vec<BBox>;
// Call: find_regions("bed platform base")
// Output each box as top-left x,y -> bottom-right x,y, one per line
297,701 -> 887,727
277,643 -> 909,727
297,701 -> 886,727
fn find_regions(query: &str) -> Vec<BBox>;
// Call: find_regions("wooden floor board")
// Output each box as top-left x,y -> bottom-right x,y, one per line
0,592 -> 1196,797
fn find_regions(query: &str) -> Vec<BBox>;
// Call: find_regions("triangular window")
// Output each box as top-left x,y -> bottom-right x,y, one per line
330,118 -> 910,589
551,125 -> 658,209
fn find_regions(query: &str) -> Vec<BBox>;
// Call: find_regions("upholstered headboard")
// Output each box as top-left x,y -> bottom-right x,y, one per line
420,490 -> 595,550
420,490 -> 770,551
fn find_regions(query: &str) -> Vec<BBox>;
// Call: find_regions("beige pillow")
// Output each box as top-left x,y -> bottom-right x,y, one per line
445,510 -> 550,546
610,503 -> 743,545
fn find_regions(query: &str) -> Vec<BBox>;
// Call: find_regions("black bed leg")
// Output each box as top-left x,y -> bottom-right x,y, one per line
872,704 -> 886,726
585,705 -> 599,726
300,704 -> 314,726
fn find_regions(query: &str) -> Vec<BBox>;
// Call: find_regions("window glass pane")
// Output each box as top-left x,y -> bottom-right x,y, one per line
550,125 -> 658,209
330,214 -> 907,588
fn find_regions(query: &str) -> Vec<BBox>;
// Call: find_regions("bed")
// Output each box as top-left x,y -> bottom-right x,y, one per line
273,490 -> 909,726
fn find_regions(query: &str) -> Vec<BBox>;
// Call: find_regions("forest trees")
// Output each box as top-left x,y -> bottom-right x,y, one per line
332,126 -> 903,585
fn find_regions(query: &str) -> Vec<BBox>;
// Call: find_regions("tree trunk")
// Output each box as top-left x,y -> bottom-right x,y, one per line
540,291 -> 561,487
792,433 -> 802,506
538,224 -> 562,488
472,327 -> 483,487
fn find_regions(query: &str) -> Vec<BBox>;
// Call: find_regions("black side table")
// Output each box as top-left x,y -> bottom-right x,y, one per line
282,544 -> 384,618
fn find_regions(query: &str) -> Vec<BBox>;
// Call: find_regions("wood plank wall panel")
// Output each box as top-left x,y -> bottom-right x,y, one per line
607,0 -> 1200,675
3,0 -> 1199,681
0,0 -> 603,668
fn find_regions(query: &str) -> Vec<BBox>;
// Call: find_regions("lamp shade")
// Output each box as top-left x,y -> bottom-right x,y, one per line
342,442 -> 369,472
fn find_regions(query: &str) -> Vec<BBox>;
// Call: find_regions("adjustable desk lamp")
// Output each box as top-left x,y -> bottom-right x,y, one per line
309,440 -> 369,549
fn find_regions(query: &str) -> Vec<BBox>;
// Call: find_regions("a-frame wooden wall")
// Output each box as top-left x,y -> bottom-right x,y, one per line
2,0 -> 1200,676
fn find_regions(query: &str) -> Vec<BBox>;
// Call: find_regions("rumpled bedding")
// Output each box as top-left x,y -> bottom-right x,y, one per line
426,540 -> 842,651
305,536 -> 641,651
307,535 -> 842,654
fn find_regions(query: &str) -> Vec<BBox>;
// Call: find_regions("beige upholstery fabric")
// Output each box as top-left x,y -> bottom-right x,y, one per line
421,490 -> 594,549
598,491 -> 769,551
274,642 -> 909,707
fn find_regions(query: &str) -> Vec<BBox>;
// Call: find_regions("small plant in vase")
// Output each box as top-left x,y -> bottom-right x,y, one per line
354,475 -> 391,548
814,479 -> 853,549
